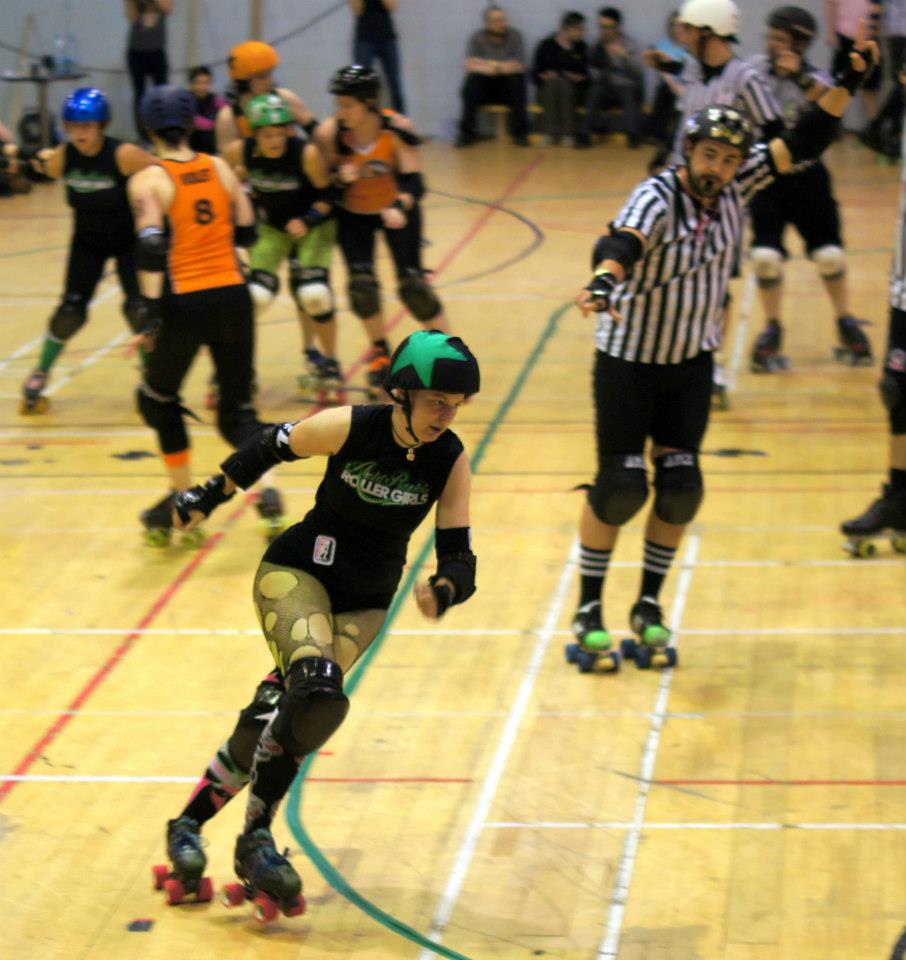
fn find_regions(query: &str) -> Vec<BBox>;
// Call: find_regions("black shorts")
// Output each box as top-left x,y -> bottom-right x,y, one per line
833,33 -> 882,91
337,203 -> 424,278
65,232 -> 139,301
593,349 -> 713,457
749,161 -> 842,256
145,283 -> 255,409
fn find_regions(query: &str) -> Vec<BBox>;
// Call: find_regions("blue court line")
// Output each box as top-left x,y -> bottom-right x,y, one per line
286,302 -> 570,957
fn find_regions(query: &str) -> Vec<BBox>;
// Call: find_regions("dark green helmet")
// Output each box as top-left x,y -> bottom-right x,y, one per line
386,330 -> 480,396
245,92 -> 293,129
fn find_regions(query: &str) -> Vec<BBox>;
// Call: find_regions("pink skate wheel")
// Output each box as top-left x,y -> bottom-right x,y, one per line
221,882 -> 246,907
196,876 -> 214,902
151,864 -> 169,890
253,894 -> 279,925
163,877 -> 186,905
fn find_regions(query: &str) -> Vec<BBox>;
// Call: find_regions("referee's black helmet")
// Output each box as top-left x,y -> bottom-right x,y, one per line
683,105 -> 755,158
767,6 -> 817,48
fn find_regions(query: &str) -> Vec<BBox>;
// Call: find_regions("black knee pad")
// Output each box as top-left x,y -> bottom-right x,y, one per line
49,293 -> 87,341
398,267 -> 441,322
880,369 -> 906,434
121,296 -> 148,335
653,451 -> 704,524
348,264 -> 381,318
270,657 -> 349,758
217,402 -> 262,448
136,383 -> 188,454
587,454 -> 649,525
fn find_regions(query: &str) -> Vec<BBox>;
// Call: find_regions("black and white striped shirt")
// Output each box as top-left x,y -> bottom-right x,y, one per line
596,144 -> 776,364
747,54 -> 832,129
671,57 -> 783,160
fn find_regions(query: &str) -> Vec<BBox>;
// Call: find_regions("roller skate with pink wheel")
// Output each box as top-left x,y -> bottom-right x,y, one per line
221,828 -> 306,925
152,816 -> 213,905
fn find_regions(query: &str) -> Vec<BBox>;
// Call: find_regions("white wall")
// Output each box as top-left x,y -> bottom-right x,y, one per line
0,0 -> 837,141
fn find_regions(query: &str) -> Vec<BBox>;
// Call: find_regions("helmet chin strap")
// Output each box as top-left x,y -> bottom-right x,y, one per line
402,390 -> 422,445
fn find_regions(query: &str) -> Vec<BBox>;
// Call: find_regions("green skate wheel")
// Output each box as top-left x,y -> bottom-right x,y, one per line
855,540 -> 876,559
641,624 -> 671,648
582,627 -> 613,652
144,527 -> 172,547
180,528 -> 207,549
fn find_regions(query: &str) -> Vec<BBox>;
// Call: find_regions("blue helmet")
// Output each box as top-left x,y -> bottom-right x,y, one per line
63,87 -> 110,124
140,84 -> 195,133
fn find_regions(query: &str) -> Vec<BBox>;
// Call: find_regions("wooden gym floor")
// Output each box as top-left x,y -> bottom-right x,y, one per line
0,136 -> 904,960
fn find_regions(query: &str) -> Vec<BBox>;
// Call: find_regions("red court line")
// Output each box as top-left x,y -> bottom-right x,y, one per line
0,157 -> 544,806
657,779 -> 906,787
0,494 -> 254,804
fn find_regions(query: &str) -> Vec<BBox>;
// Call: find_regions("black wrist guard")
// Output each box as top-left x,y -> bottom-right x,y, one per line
835,58 -> 870,95
658,59 -> 683,76
429,527 -> 477,615
136,296 -> 163,336
234,223 -> 258,248
136,225 -> 167,272
220,422 -> 302,490
585,270 -> 618,311
174,475 -> 235,522
302,117 -> 318,136
301,207 -> 328,230
391,197 -> 407,213
396,171 -> 425,201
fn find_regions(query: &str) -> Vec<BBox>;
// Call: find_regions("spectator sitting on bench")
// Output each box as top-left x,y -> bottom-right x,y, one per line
532,11 -> 589,145
456,5 -> 529,147
576,6 -> 644,149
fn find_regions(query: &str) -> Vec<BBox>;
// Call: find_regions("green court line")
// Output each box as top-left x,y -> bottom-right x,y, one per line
286,301 -> 570,957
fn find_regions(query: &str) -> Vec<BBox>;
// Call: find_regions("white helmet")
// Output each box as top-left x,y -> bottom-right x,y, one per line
679,0 -> 740,39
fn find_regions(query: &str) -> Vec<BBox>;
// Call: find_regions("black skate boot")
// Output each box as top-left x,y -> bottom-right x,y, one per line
841,484 -> 906,557
750,319 -> 788,373
317,356 -> 346,405
20,368 -> 49,414
565,600 -> 619,673
366,344 -> 391,400
256,487 -> 288,542
152,816 -> 213,905
621,596 -> 677,669
222,828 -> 306,924
142,492 -> 205,548
834,315 -> 873,366
298,347 -> 326,398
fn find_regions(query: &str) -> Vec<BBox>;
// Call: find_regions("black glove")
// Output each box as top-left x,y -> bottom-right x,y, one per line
135,296 -> 163,338
584,271 -> 618,312
174,475 -> 235,523
427,576 -> 455,617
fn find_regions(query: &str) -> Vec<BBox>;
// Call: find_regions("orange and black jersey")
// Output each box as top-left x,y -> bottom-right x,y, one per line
159,153 -> 244,294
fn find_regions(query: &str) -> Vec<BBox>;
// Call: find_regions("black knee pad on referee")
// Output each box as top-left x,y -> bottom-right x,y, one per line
217,403 -> 262,449
49,293 -> 87,341
653,451 -> 704,524
136,384 -> 188,453
398,267 -> 441,322
270,657 -> 349,758
348,264 -> 381,318
588,454 -> 649,526
880,371 -> 906,434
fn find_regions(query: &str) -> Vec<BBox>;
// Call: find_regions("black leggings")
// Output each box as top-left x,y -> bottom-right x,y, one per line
337,204 -> 424,277
127,48 -> 169,136
65,233 -> 139,301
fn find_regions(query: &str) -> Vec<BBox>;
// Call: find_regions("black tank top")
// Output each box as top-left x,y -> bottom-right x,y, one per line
63,137 -> 132,238
243,136 -> 318,230
264,404 -> 464,606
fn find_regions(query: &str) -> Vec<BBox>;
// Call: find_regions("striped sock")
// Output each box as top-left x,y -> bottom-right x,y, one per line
640,540 -> 677,601
578,544 -> 612,606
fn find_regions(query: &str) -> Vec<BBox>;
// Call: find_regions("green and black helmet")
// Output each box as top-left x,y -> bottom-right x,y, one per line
386,330 -> 480,397
245,92 -> 293,129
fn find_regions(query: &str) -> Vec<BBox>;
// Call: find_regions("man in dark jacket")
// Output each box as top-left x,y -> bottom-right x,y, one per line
532,11 -> 589,144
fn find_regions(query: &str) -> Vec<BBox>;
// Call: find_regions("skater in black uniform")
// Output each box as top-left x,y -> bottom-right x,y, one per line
14,87 -> 156,413
747,6 -> 873,372
570,29 -> 877,673
155,330 -> 480,917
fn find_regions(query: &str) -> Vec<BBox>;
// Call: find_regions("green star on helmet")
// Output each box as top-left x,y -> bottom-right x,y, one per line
390,331 -> 468,388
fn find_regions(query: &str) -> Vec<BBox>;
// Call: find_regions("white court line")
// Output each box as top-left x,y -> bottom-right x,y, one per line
416,543 -> 577,960
599,534 -> 700,960
0,335 -> 43,374
726,272 -> 756,392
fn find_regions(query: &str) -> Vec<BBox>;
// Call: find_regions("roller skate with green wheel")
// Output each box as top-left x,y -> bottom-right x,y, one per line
19,368 -> 50,414
221,828 -> 306,925
256,486 -> 288,542
366,345 -> 391,400
620,596 -> 677,669
317,356 -> 346,405
298,347 -> 326,398
750,319 -> 789,373
565,600 -> 620,673
152,816 -> 213,905
141,492 -> 206,548
841,484 -> 906,558
833,314 -> 873,366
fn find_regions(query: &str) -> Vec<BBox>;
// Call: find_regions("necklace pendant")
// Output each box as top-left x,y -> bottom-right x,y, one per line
406,447 -> 415,462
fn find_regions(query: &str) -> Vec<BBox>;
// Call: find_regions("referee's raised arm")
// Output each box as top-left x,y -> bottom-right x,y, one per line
576,226 -> 647,320
768,17 -> 879,175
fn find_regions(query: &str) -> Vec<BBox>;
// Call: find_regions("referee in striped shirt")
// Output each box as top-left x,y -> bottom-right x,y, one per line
568,25 -> 878,666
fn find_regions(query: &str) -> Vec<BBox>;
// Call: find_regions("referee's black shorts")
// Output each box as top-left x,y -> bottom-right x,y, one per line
749,161 -> 842,256
593,349 -> 713,457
